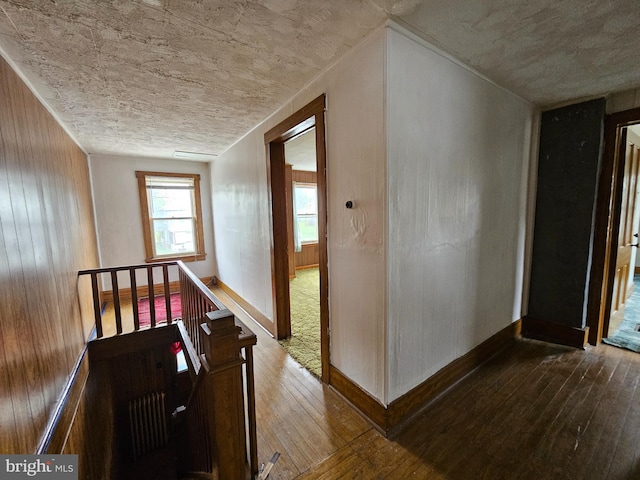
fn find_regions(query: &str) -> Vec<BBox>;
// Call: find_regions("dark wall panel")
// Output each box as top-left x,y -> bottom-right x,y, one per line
0,55 -> 99,453
528,98 -> 605,328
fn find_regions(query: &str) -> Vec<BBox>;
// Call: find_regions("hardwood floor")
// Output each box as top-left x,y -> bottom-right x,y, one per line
101,290 -> 640,479
214,288 -> 640,480
212,287 -> 371,479
292,340 -> 640,480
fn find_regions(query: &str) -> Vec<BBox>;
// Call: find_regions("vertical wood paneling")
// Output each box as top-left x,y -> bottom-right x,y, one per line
292,170 -> 318,183
63,361 -> 116,480
294,243 -> 320,268
292,170 -> 317,184
0,56 -> 99,454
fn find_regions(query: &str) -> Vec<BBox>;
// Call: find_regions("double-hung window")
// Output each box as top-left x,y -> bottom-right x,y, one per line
136,171 -> 206,262
293,183 -> 319,245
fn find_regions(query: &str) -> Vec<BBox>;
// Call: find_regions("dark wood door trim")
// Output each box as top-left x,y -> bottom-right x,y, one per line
314,104 -> 330,384
267,141 -> 291,339
264,94 -> 330,383
587,106 -> 640,345
265,96 -> 324,144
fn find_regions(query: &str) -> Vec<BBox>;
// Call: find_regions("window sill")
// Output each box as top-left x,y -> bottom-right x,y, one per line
145,253 -> 206,263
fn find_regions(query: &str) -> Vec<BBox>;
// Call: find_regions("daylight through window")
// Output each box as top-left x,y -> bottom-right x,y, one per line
294,183 -> 318,244
136,171 -> 206,262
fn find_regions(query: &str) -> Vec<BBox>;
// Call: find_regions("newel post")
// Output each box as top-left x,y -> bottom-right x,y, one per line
201,309 -> 248,480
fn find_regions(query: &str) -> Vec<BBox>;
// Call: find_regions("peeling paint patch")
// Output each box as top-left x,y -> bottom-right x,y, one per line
349,209 -> 369,246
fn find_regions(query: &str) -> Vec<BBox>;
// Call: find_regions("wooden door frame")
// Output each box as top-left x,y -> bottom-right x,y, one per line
587,106 -> 640,345
264,94 -> 330,383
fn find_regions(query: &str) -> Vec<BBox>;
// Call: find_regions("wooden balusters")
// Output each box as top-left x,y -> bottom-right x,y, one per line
130,269 -> 139,331
79,262 -> 258,478
147,266 -> 156,328
163,264 -> 172,323
79,261 -> 224,342
177,263 -> 224,357
90,272 -> 103,338
79,262 -> 179,338
111,271 -> 122,334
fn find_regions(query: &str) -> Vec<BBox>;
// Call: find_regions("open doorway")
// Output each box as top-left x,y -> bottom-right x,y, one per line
278,128 -> 322,377
591,106 -> 640,351
264,95 -> 330,382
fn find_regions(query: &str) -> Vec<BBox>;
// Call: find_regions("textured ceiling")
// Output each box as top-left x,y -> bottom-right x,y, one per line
0,0 -> 639,159
390,0 -> 640,107
0,0 -> 388,157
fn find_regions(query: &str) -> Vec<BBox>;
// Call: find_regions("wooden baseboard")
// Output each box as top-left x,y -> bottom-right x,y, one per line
329,366 -> 387,432
521,316 -> 589,349
102,276 -> 214,303
37,346 -> 90,454
295,264 -> 319,271
387,319 -> 521,434
330,320 -> 522,436
209,277 -> 523,436
216,279 -> 274,337
635,266 -> 640,275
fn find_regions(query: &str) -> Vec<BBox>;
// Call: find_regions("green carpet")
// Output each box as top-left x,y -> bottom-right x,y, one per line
278,267 -> 321,378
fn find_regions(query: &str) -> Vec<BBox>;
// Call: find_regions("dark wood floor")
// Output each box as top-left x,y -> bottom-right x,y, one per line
214,288 -> 640,480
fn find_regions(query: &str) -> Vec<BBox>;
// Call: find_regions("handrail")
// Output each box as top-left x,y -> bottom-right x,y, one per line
79,261 -> 180,338
177,261 -> 223,355
79,261 -> 258,478
176,260 -> 225,310
176,320 -> 201,379
175,320 -> 211,475
78,261 -> 178,274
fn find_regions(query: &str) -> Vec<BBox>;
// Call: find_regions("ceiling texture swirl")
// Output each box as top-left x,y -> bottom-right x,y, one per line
0,0 -> 639,158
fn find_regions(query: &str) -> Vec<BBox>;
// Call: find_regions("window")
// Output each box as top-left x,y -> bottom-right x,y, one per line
136,171 -> 206,262
293,183 -> 318,244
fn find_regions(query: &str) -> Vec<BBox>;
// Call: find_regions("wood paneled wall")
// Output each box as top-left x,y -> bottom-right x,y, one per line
0,55 -> 99,454
63,359 -> 116,480
295,243 -> 320,268
293,170 -> 317,184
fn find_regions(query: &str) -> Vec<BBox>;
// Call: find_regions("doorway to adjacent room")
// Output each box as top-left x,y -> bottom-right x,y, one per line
264,95 -> 330,382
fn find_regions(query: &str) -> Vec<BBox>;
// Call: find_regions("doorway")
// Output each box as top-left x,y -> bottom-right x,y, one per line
280,128 -> 322,377
264,95 -> 330,382
590,107 -> 640,345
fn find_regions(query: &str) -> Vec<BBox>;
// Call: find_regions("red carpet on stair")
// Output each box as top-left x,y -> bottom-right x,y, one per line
137,293 -> 182,328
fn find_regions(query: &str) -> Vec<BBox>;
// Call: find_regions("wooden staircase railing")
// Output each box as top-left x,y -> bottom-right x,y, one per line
79,261 -> 182,338
79,261 -> 258,479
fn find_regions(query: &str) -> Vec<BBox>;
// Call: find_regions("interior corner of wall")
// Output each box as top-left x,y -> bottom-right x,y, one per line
86,155 -> 104,269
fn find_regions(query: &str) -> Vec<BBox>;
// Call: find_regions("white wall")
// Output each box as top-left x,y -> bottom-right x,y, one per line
89,154 -> 217,289
211,27 -> 387,402
386,26 -> 535,402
